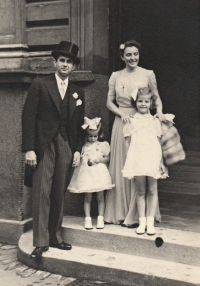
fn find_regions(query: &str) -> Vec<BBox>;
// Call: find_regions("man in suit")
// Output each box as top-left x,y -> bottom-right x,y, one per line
22,41 -> 84,260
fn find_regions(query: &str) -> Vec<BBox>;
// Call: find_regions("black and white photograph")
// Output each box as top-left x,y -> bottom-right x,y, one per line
0,0 -> 199,285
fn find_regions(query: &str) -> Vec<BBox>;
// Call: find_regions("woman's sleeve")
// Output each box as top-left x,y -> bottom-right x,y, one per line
123,123 -> 132,137
148,71 -> 158,93
108,72 -> 117,96
101,141 -> 111,156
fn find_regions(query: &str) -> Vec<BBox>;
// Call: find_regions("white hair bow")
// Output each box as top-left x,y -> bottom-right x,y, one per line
81,117 -> 101,130
130,86 -> 139,101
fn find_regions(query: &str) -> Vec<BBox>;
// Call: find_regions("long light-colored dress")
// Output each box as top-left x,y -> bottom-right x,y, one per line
104,66 -> 161,225
122,113 -> 162,179
68,141 -> 114,193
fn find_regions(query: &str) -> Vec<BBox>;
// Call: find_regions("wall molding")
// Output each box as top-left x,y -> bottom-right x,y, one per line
0,70 -> 95,84
0,218 -> 32,244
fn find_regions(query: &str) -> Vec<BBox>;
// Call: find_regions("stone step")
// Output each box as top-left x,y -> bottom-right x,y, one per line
166,166 -> 200,182
181,138 -> 200,151
158,180 -> 200,195
18,229 -> 200,286
159,214 -> 200,233
180,151 -> 200,166
61,217 -> 200,266
159,193 -> 200,218
169,165 -> 200,172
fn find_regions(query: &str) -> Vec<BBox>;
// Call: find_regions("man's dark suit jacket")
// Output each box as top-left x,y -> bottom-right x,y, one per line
22,74 -> 84,186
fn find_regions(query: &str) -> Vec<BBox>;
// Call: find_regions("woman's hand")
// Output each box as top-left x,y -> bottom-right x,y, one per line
156,113 -> 166,122
121,114 -> 132,124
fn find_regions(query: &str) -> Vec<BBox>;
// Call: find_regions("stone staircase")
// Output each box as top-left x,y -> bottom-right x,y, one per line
17,138 -> 200,285
158,142 -> 200,221
18,216 -> 200,286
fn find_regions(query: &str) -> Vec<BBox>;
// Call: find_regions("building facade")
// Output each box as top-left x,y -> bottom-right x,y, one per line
0,0 -> 199,243
0,0 -> 109,243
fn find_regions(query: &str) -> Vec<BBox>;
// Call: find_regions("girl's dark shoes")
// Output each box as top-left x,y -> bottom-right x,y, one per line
49,241 -> 72,250
30,246 -> 49,260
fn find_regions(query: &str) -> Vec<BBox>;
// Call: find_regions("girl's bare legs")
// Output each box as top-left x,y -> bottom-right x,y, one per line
146,177 -> 158,235
147,177 -> 158,217
97,191 -> 104,216
84,193 -> 93,230
135,176 -> 146,234
97,191 -> 105,229
135,176 -> 146,217
84,193 -> 92,217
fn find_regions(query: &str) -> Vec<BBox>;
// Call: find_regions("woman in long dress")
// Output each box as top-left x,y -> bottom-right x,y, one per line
104,40 -> 165,226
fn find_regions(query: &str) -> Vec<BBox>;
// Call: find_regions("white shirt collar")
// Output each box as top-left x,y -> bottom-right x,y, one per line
55,73 -> 69,86
55,73 -> 69,99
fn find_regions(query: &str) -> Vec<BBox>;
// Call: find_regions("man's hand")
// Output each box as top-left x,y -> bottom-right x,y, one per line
25,151 -> 37,167
72,152 -> 81,167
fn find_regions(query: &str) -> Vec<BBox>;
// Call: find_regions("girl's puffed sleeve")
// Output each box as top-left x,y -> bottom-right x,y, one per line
123,123 -> 133,137
101,141 -> 111,156
108,72 -> 117,96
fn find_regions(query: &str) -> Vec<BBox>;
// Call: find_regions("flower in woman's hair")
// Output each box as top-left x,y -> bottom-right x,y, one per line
120,44 -> 125,49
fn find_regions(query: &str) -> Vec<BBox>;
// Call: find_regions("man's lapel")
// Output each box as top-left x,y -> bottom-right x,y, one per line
44,75 -> 61,113
68,82 -> 77,119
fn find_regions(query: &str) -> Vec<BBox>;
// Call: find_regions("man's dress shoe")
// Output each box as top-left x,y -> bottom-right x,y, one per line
50,241 -> 72,250
30,246 -> 49,260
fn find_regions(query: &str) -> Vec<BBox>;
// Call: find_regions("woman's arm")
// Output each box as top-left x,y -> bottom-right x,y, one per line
153,90 -> 166,121
149,71 -> 166,121
107,93 -> 132,124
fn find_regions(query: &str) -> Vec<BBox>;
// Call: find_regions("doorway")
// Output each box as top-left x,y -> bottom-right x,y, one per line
109,0 -> 200,138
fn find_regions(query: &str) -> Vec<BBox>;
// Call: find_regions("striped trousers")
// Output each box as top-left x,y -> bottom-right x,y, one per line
32,133 -> 72,247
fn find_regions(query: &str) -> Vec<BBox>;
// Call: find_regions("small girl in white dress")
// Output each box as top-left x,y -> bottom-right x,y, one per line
122,87 -> 166,235
68,117 -> 114,230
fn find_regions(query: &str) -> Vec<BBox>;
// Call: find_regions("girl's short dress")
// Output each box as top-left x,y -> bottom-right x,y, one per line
68,141 -> 114,193
122,113 -> 162,179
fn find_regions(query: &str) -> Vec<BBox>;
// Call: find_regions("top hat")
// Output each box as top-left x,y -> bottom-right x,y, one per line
52,41 -> 80,64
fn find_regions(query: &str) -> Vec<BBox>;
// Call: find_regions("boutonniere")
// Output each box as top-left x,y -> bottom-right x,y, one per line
72,92 -> 78,99
76,99 -> 82,106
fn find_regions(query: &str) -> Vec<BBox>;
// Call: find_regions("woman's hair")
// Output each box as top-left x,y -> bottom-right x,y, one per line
119,39 -> 141,57
85,123 -> 104,142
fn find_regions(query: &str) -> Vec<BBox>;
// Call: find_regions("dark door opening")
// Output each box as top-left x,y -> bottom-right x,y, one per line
109,0 -> 200,138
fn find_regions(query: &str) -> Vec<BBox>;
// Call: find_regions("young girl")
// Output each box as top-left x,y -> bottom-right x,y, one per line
122,87 -> 167,235
68,117 -> 114,230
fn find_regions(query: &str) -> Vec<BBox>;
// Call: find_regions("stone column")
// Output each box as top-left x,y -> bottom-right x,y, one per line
0,0 -> 109,243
